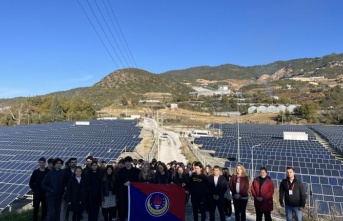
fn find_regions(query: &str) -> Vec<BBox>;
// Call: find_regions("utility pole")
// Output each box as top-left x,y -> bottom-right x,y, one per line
237,92 -> 240,162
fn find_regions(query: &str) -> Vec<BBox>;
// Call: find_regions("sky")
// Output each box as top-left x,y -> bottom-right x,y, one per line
1,0 -> 343,98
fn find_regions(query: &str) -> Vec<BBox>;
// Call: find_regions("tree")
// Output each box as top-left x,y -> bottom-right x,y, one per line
50,97 -> 62,121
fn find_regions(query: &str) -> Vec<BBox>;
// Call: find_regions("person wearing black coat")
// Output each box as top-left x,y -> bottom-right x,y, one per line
189,162 -> 209,221
66,167 -> 87,221
153,163 -> 171,184
171,165 -> 190,204
208,166 -> 227,221
29,157 -> 50,221
116,156 -> 140,221
85,161 -> 103,221
41,158 -> 65,221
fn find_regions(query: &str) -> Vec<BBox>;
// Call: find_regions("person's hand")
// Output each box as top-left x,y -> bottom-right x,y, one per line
234,194 -> 241,199
124,181 -> 130,186
213,195 -> 219,200
298,207 -> 304,211
257,197 -> 263,202
185,191 -> 189,194
181,183 -> 186,187
280,202 -> 284,207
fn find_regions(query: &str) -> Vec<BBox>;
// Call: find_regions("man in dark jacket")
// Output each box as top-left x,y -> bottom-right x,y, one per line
85,161 -> 103,221
61,157 -> 77,221
42,158 -> 65,221
279,167 -> 306,221
208,165 -> 227,221
29,157 -> 50,221
117,156 -> 140,221
189,161 -> 209,221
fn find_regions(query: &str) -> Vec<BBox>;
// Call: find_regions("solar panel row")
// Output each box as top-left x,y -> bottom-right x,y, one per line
0,120 -> 142,212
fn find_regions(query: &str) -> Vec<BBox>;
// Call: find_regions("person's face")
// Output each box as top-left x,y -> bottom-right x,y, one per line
70,160 -> 77,169
206,166 -> 210,172
167,164 -> 171,170
287,169 -> 295,179
75,168 -> 82,177
194,166 -> 201,175
213,168 -> 220,176
260,170 -> 267,179
177,167 -> 184,175
118,162 -> 124,168
236,166 -> 243,175
86,159 -> 92,166
125,161 -> 132,169
48,162 -> 53,168
91,163 -> 98,171
157,165 -> 164,172
143,164 -> 150,172
107,167 -> 113,175
39,161 -> 46,168
54,161 -> 62,170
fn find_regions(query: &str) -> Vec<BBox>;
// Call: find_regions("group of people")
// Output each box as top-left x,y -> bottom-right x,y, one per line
29,155 -> 307,221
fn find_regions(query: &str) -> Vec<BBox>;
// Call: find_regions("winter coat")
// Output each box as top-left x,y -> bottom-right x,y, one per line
153,172 -> 171,184
41,168 -> 65,198
229,175 -> 249,198
66,177 -> 87,212
279,176 -> 306,207
29,168 -> 50,198
172,174 -> 190,190
251,176 -> 274,212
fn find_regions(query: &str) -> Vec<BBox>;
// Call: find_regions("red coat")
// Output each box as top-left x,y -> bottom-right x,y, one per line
229,175 -> 249,197
251,176 -> 274,212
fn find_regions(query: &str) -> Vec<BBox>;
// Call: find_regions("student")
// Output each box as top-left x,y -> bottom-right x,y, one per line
171,165 -> 190,204
61,157 -> 78,221
42,158 -> 65,221
279,167 -> 306,221
222,168 -> 232,221
85,161 -> 103,221
47,158 -> 54,171
153,162 -> 171,184
208,166 -> 227,221
138,162 -> 154,183
189,161 -> 209,221
117,156 -> 140,221
82,156 -> 93,174
251,167 -> 274,221
66,167 -> 87,221
229,164 -> 249,221
29,157 -> 50,221
101,165 -> 117,221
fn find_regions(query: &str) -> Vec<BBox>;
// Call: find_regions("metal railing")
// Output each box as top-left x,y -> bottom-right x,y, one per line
185,138 -> 211,166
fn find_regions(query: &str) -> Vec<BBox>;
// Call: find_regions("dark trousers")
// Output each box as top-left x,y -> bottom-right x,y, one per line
33,195 -> 47,221
233,199 -> 248,221
72,208 -> 83,221
191,197 -> 206,221
46,196 -> 62,221
118,193 -> 128,221
224,199 -> 232,217
209,199 -> 225,221
256,208 -> 272,221
102,207 -> 115,221
88,204 -> 100,221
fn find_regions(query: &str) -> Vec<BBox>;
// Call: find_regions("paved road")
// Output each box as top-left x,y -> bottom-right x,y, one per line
159,130 -> 187,164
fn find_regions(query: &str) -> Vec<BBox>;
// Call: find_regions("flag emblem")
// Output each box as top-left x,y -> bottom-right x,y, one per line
145,192 -> 170,217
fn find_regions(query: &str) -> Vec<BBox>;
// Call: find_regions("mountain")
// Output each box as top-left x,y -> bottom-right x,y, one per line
80,68 -> 192,105
161,53 -> 343,83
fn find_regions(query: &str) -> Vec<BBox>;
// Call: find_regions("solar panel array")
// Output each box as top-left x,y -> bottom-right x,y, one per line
195,124 -> 343,218
0,120 -> 142,212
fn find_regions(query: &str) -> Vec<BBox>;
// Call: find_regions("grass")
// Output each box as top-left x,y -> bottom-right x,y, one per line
0,209 -> 34,221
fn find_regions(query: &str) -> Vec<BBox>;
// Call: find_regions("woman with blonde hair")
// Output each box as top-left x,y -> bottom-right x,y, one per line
229,164 -> 249,221
138,162 -> 154,183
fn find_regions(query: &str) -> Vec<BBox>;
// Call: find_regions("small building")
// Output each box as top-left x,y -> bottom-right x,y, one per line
170,103 -> 178,109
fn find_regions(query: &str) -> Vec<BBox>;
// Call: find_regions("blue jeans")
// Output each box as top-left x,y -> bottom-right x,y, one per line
285,205 -> 302,221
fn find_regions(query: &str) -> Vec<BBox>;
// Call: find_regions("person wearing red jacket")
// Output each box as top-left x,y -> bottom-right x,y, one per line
229,164 -> 249,221
251,167 -> 274,221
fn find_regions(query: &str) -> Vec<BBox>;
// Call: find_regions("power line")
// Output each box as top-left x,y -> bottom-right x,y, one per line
93,0 -> 131,68
101,0 -> 135,68
77,0 -> 119,69
85,0 -> 126,68
107,0 -> 138,68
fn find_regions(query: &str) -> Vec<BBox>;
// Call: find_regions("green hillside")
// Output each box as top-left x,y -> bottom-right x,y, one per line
162,53 -> 343,82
